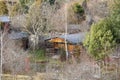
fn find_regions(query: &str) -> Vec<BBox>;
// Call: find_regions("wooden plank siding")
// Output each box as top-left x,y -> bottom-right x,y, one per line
47,37 -> 82,55
49,37 -> 65,43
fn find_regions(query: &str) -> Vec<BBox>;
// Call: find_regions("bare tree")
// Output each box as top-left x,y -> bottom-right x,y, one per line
18,1 -> 61,49
0,31 -> 29,77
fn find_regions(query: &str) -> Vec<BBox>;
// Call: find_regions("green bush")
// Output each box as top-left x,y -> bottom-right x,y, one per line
68,2 -> 85,24
72,3 -> 84,16
49,0 -> 55,5
30,49 -> 46,62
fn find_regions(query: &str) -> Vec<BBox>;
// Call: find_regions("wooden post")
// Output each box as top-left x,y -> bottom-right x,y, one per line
65,3 -> 68,61
0,32 -> 3,80
25,57 -> 30,72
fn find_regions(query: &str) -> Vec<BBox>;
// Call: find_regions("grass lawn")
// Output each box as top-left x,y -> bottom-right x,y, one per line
30,49 -> 47,62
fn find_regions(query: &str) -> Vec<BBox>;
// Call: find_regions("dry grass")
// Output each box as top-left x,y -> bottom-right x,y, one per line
2,73 -> 45,80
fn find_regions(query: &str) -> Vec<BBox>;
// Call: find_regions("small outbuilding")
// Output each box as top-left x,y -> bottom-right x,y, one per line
0,16 -> 10,32
8,31 -> 29,50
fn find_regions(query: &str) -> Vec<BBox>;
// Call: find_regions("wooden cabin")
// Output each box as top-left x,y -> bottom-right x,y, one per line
45,32 -> 86,56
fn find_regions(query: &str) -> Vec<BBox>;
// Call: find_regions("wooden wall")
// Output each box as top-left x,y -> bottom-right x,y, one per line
47,37 -> 82,54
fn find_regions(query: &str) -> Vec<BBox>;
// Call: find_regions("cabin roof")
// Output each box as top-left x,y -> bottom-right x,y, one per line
0,16 -> 10,22
60,32 -> 86,44
8,32 -> 28,40
45,32 -> 86,44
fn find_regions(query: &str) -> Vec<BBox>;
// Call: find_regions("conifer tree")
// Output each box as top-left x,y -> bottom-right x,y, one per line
84,0 -> 120,60
84,19 -> 116,60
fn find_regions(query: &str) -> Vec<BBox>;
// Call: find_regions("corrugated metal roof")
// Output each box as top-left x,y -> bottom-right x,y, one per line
8,32 -> 28,40
60,32 -> 86,44
0,16 -> 10,22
